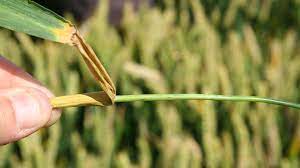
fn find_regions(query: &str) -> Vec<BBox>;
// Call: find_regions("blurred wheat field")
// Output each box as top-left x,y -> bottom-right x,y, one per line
0,0 -> 300,167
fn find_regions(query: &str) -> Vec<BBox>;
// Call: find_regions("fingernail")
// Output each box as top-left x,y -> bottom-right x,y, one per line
27,87 -> 62,127
45,108 -> 62,127
7,88 -> 52,130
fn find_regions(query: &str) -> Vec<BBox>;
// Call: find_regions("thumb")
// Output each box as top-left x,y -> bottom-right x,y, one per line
0,87 -> 52,145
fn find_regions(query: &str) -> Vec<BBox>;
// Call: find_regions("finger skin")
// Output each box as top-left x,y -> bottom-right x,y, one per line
0,56 -> 61,145
0,87 -> 52,145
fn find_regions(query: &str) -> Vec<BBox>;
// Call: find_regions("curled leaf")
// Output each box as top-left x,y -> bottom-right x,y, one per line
0,0 -> 116,106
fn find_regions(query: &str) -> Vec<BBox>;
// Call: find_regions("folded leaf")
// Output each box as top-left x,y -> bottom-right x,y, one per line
0,0 -> 116,106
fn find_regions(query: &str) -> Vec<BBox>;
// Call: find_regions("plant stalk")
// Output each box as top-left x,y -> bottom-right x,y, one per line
51,92 -> 300,109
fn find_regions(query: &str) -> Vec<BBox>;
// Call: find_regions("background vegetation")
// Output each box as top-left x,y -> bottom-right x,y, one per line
0,0 -> 300,167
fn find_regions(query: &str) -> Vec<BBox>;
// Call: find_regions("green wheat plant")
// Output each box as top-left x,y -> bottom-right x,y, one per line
0,0 -> 299,110
1,0 -> 300,167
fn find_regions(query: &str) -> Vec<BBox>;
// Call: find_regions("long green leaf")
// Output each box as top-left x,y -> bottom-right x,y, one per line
0,0 -> 76,43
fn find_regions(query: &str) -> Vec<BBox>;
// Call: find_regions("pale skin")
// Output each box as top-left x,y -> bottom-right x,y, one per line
0,55 -> 61,145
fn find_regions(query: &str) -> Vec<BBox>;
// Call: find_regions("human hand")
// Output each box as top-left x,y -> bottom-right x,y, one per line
0,56 -> 61,145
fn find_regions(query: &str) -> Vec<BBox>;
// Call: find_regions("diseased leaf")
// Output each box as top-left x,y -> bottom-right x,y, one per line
0,0 -> 76,43
0,0 -> 116,106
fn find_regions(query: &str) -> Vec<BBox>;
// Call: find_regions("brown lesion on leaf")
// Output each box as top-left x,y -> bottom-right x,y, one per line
71,31 -> 116,105
51,23 -> 116,108
51,91 -> 113,108
52,23 -> 77,44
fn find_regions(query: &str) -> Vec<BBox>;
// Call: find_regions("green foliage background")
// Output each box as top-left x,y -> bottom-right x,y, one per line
0,0 -> 300,167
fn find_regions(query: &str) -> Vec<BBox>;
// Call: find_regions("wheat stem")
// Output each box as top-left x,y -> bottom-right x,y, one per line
51,92 -> 300,109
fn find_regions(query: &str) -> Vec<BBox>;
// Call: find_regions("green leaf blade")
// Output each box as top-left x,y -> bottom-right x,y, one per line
0,0 -> 76,44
